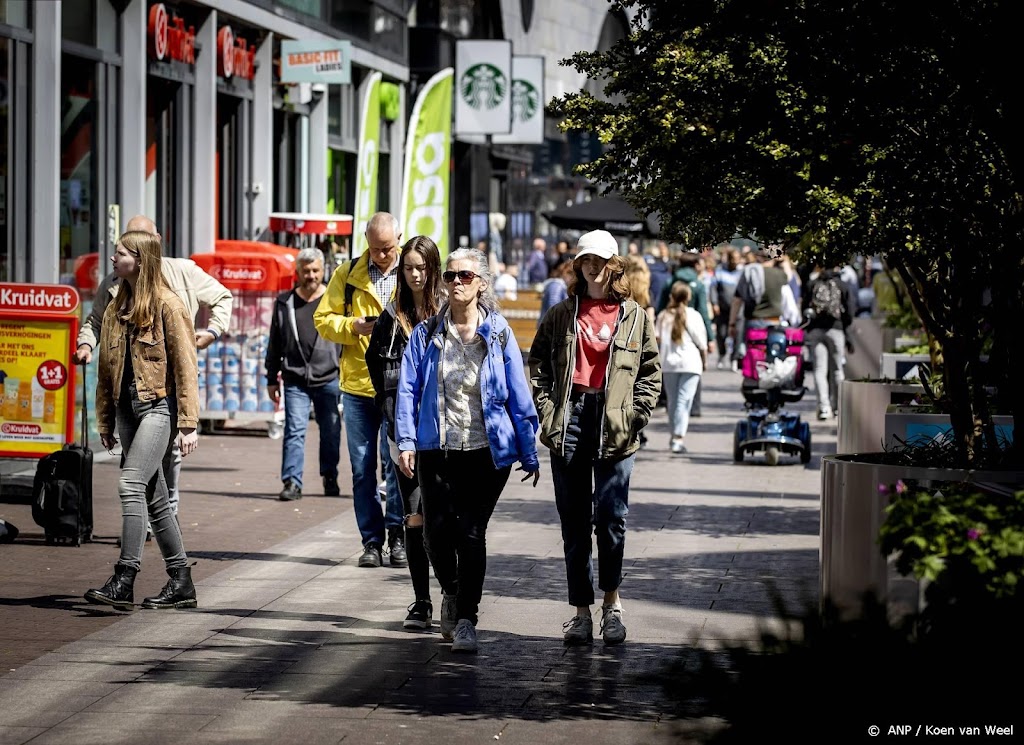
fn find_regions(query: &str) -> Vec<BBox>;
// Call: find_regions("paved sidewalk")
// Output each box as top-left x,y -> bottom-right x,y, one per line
0,368 -> 833,744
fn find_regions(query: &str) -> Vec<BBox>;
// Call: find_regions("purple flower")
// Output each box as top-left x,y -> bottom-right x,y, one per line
878,483 -> 889,495
895,480 -> 908,495
967,528 -> 982,541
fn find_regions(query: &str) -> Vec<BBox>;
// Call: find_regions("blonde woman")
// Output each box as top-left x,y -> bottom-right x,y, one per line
85,231 -> 199,611
656,281 -> 708,454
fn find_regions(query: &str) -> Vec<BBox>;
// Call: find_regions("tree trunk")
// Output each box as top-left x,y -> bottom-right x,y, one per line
942,337 -> 981,468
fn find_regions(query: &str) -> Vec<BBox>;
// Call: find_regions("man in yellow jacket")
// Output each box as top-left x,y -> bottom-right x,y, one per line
314,212 -> 406,569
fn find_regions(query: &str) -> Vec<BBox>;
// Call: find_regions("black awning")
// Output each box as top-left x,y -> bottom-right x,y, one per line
542,195 -> 659,237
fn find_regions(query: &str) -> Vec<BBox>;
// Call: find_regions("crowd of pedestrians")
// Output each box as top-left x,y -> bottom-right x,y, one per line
78,211 -> 868,655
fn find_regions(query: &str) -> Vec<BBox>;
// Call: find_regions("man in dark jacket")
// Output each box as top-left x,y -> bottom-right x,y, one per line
265,248 -> 342,501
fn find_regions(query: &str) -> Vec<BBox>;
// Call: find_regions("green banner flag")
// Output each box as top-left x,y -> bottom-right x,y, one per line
400,68 -> 453,258
353,71 -> 382,246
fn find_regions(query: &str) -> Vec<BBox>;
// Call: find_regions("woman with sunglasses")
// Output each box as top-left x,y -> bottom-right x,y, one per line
529,230 -> 661,647
365,235 -> 445,631
395,247 -> 541,653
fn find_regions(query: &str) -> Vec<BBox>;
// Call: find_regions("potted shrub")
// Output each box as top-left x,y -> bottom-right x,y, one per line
552,1 -> 1023,618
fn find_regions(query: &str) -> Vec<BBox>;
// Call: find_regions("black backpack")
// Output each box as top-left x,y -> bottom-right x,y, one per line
31,366 -> 93,546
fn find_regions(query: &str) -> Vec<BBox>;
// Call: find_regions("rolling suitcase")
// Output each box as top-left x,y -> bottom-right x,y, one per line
31,365 -> 93,546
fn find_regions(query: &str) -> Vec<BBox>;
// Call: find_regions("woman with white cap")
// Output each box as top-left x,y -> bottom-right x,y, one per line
528,229 -> 661,646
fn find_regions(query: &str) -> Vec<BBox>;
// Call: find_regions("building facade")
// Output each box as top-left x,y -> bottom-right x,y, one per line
0,0 -> 409,292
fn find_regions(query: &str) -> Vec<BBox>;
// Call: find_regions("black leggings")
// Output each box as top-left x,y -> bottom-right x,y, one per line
418,448 -> 510,625
396,462 -> 430,602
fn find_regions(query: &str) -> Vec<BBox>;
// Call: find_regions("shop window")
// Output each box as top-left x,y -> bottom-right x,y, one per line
62,0 -> 97,45
0,0 -> 31,27
60,54 -> 99,283
146,78 -> 180,254
0,37 -> 8,281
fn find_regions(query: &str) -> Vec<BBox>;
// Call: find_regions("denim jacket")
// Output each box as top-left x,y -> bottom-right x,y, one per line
395,308 -> 540,472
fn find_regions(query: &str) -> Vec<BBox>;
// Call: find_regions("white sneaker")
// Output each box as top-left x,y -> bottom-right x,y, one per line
600,605 -> 627,645
451,619 -> 478,653
440,593 -> 458,640
670,439 -> 687,455
562,613 -> 594,645
817,407 -> 833,421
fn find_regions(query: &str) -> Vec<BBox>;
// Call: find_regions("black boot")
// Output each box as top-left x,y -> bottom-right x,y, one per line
388,526 -> 408,568
141,566 -> 197,609
85,564 -> 137,611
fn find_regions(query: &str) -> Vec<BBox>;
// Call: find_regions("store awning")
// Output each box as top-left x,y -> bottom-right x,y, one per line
542,195 -> 659,237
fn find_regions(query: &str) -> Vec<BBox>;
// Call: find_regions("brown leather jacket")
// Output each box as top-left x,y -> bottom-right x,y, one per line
95,286 -> 199,435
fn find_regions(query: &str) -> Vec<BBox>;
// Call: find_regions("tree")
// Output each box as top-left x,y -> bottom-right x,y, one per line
553,0 -> 1023,467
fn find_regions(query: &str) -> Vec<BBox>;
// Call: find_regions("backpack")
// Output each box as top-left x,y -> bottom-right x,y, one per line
810,276 -> 844,321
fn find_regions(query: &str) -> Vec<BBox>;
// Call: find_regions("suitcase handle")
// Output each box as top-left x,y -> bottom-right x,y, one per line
80,362 -> 88,448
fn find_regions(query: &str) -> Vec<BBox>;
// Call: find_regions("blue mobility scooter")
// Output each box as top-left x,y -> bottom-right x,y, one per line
733,325 -> 812,465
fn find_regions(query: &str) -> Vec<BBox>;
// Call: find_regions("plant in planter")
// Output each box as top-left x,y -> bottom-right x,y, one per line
878,478 -> 1024,635
552,0 -> 1022,468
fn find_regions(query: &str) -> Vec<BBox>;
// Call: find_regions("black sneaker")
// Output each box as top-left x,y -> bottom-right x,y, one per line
322,476 -> 340,497
403,599 -> 433,630
279,482 -> 302,501
388,527 -> 408,568
358,543 -> 383,568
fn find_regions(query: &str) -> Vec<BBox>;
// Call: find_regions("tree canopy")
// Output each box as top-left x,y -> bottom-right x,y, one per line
553,0 -> 1024,463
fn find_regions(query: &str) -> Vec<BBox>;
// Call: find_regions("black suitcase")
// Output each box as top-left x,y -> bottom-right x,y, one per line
31,365 -> 93,546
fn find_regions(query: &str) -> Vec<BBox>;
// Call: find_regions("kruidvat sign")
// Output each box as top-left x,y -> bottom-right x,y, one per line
148,3 -> 196,65
280,40 -> 352,84
217,26 -> 256,81
0,284 -> 80,314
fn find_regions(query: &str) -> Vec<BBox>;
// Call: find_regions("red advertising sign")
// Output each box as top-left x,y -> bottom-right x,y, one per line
0,284 -> 80,459
218,26 -> 256,81
148,3 -> 196,65
191,252 -> 295,292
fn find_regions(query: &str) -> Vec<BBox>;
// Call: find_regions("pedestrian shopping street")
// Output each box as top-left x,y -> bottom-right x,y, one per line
0,367 -> 826,744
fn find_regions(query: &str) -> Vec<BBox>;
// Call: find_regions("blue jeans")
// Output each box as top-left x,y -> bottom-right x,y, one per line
282,382 -> 341,488
115,395 -> 187,571
343,392 -> 402,547
664,371 -> 701,439
549,393 -> 635,607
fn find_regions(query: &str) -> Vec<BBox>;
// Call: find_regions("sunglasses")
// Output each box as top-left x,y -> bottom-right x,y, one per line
443,270 -> 479,284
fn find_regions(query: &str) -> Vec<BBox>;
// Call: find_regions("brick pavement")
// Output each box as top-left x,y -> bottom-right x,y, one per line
0,368 -> 834,744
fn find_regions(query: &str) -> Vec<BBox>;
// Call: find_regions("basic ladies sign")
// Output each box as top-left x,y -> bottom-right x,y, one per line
0,283 -> 80,458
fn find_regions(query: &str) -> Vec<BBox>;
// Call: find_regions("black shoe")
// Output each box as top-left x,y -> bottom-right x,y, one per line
141,566 -> 197,609
358,543 -> 383,568
690,410 -> 702,418
388,527 -> 408,567
279,482 -> 302,501
322,476 -> 340,497
85,564 -> 137,611
403,599 -> 433,630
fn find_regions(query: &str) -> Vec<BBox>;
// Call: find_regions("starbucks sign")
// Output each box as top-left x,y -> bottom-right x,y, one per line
455,40 -> 512,135
493,56 -> 545,145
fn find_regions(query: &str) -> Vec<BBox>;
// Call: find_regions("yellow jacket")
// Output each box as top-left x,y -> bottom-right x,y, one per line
313,253 -> 395,398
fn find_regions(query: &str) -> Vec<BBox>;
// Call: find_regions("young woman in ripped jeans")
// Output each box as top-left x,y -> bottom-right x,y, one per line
85,230 -> 200,611
529,230 -> 662,647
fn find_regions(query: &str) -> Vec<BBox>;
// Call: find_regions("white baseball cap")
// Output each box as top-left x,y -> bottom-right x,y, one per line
574,230 -> 618,261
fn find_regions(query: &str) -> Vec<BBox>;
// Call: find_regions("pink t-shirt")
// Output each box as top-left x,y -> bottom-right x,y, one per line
573,299 -> 619,388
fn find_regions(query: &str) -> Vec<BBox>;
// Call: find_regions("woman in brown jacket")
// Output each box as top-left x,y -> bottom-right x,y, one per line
85,230 -> 200,611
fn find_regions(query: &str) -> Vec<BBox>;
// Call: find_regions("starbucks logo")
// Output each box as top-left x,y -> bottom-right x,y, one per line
509,79 -> 539,123
460,63 -> 507,110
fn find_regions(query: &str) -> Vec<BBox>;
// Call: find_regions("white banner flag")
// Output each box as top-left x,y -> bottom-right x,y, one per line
455,40 -> 512,136
492,56 -> 545,145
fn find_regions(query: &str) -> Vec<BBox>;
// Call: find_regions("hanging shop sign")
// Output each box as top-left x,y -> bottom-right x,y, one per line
401,68 -> 454,258
280,40 -> 352,85
148,3 -> 196,65
352,72 -> 382,244
493,56 -> 545,145
218,26 -> 256,81
454,40 -> 512,136
0,284 -> 80,459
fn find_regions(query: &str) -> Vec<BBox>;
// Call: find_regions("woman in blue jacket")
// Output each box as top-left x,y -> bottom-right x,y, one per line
396,247 -> 540,654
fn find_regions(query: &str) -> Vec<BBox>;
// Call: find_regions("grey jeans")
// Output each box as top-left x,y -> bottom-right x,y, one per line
812,328 -> 846,412
115,394 -> 188,570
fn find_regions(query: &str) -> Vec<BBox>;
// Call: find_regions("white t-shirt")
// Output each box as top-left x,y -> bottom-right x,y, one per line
656,306 -> 707,374
493,273 -> 518,300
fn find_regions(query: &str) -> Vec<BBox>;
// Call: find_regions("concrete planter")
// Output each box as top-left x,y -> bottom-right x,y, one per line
836,380 -> 923,455
879,352 -> 930,380
819,453 -> 1024,621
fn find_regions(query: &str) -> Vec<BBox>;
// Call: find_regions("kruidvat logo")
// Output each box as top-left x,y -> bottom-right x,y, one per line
1,423 -> 42,436
209,266 -> 266,283
0,284 -> 81,313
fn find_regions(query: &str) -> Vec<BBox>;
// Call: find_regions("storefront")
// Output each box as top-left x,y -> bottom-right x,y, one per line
0,0 -> 31,283
215,20 -> 258,242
